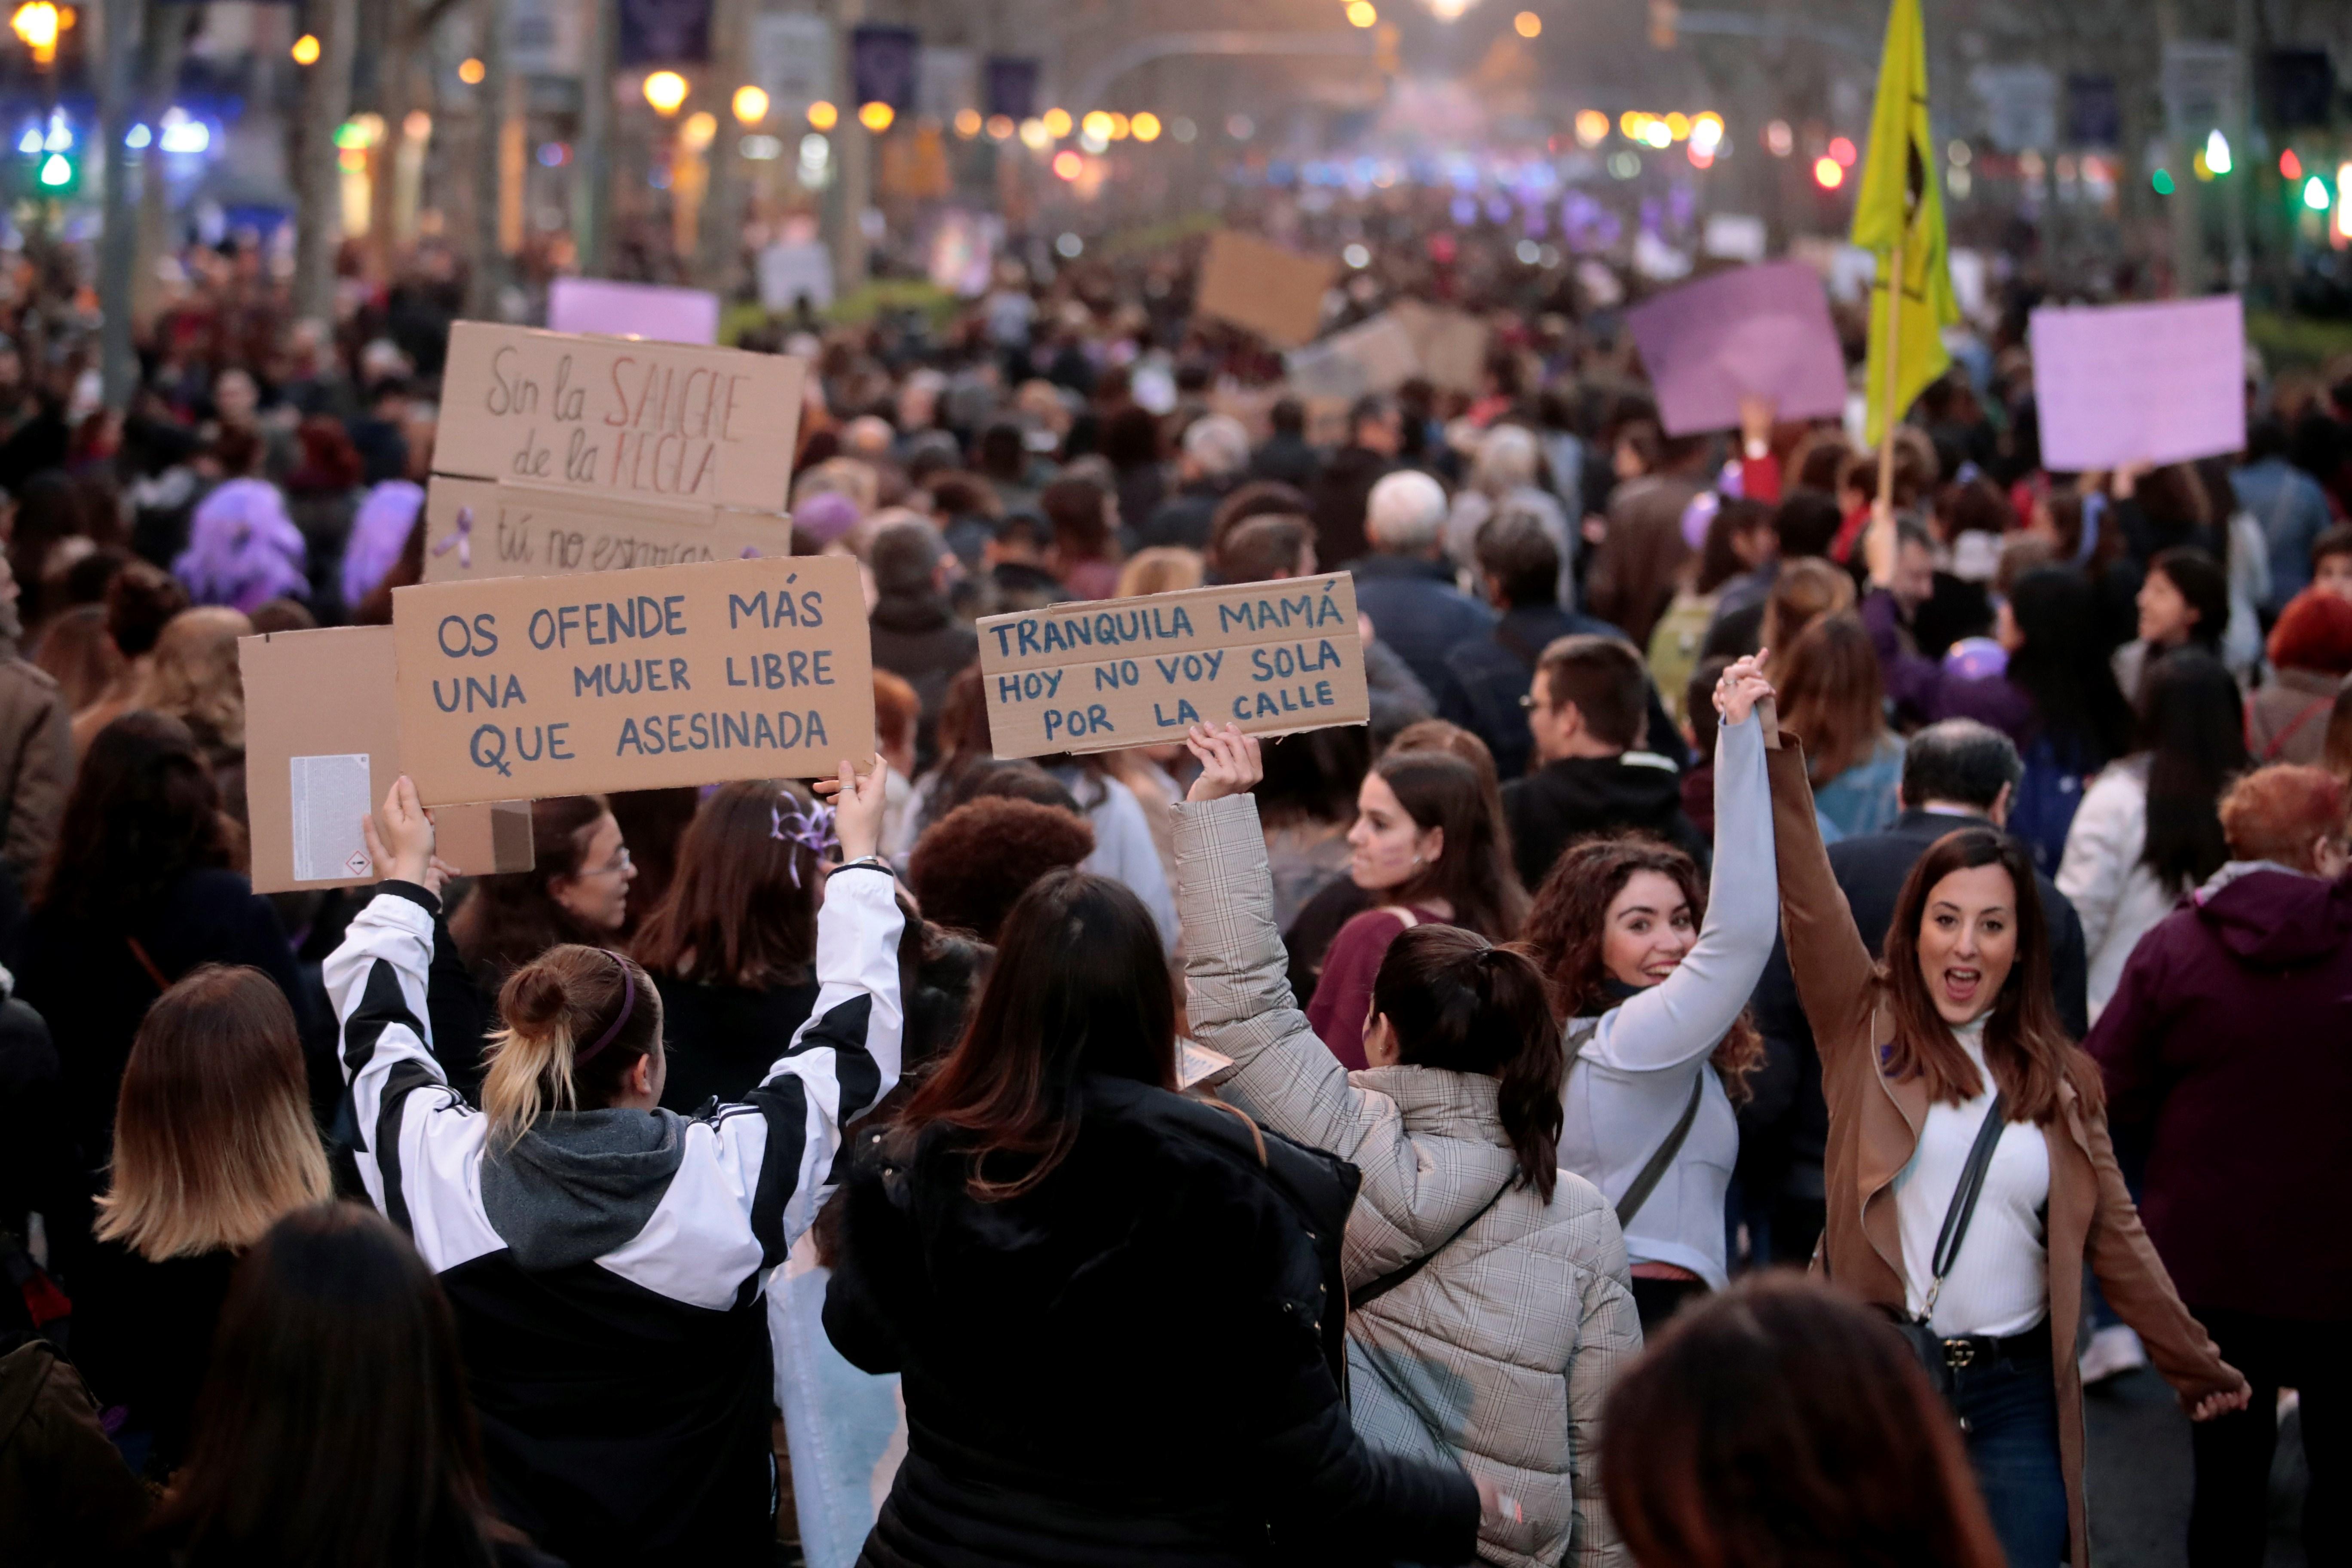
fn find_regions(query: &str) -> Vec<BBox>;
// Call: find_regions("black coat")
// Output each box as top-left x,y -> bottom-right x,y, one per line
870,592 -> 981,770
1742,807 -> 2093,1239
1439,604 -> 1687,783
1501,753 -> 1709,893
651,975 -> 822,1114
824,1073 -> 1479,1568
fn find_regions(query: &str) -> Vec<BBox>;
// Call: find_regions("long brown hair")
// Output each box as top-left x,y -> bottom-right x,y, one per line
1759,557 -> 1855,655
1878,828 -> 2104,1124
481,946 -> 664,1147
147,1204 -> 518,1568
1778,612 -> 1888,783
632,781 -> 822,989
1374,927 -> 1564,1201
40,710 -> 235,923
1602,1273 -> 2005,1568
1516,836 -> 1763,1101
96,965 -> 331,1259
450,796 -> 611,980
1371,751 -> 1529,940
892,869 -> 1175,1200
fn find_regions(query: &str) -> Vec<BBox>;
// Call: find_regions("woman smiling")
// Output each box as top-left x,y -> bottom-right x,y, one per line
1518,656 -> 1779,1332
1766,653 -> 2249,1568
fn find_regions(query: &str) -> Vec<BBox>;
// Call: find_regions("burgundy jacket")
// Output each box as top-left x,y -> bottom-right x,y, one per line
2088,862 -> 2352,1321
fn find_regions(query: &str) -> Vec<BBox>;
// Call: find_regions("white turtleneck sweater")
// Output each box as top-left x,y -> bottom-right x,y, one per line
1891,1015 -> 2052,1337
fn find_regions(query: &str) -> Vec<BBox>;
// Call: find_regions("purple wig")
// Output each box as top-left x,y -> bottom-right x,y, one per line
343,479 -> 425,609
173,478 -> 310,614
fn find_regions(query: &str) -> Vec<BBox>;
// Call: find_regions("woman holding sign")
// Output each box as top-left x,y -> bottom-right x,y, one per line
1175,724 -> 1640,1568
328,762 -> 901,1568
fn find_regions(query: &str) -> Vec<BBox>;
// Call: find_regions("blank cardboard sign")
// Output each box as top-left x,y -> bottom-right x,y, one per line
1194,232 -> 1336,350
420,476 -> 798,585
432,322 -> 808,513
391,554 -> 873,805
2028,296 -> 2246,471
241,627 -> 533,894
1624,261 -> 1848,436
977,573 -> 1368,757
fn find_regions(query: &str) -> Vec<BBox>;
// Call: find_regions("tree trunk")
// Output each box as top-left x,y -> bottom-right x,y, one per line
293,0 -> 359,326
96,0 -> 141,407
130,0 -> 193,326
469,0 -> 511,318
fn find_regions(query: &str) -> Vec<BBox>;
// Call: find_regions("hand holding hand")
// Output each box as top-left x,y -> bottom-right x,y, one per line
2181,1367 -> 2254,1422
814,756 -> 889,863
1184,723 -> 1263,802
1712,652 -> 1776,728
361,775 -> 435,888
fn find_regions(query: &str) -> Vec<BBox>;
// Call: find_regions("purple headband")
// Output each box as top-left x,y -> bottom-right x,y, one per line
576,952 -> 637,1068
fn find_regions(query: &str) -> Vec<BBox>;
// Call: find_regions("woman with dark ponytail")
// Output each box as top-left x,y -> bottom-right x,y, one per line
1177,724 -> 1641,1568
327,762 -> 903,1568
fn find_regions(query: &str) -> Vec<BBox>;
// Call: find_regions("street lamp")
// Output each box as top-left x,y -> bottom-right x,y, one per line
732,85 -> 769,125
10,3 -> 58,66
643,71 -> 689,116
291,33 -> 320,65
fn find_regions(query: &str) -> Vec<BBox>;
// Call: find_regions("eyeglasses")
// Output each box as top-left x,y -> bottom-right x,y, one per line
579,845 -> 633,879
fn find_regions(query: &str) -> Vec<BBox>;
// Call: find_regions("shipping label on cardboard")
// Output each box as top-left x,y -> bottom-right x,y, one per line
240,626 -> 534,893
391,554 -> 873,805
977,573 -> 1368,757
432,322 -> 807,512
420,476 -> 798,585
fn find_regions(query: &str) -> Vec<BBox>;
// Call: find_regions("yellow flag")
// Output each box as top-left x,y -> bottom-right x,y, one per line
1850,0 -> 1959,448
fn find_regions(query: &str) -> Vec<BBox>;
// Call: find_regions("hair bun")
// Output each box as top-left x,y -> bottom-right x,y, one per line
500,960 -> 572,1035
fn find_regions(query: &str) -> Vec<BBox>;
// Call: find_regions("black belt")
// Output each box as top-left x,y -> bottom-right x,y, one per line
1932,1316 -> 2049,1372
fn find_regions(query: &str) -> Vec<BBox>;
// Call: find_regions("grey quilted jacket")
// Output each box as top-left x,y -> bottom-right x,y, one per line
1176,795 -> 1640,1568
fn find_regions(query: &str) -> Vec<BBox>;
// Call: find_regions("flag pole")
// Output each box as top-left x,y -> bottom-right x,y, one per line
1867,232 -> 1905,584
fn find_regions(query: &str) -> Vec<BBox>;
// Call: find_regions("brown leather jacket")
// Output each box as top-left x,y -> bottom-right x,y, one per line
1767,737 -> 2233,1565
0,654 -> 68,887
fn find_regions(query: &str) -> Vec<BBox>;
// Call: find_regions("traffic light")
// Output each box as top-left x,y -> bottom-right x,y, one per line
17,112 -> 78,195
1648,0 -> 1677,48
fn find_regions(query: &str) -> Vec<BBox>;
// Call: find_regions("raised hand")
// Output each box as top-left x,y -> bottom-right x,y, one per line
2181,1367 -> 2254,1422
1184,723 -> 1264,802
813,756 -> 889,863
1712,651 -> 1776,728
361,775 -> 435,888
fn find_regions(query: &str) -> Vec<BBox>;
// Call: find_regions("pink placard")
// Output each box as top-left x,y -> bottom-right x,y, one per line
2029,296 -> 2245,472
1624,261 -> 1848,436
546,278 -> 722,346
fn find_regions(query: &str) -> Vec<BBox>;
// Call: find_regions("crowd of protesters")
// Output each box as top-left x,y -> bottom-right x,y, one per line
0,220 -> 2346,1568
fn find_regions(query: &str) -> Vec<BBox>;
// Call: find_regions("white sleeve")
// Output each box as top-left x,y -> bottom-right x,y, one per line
1580,713 -> 1778,1074
1090,779 -> 1179,953
2057,770 -> 2140,962
704,864 -> 905,1266
322,885 -> 498,1272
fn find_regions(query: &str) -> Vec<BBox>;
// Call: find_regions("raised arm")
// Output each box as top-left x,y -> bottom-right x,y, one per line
1577,706 -> 1777,1074
1175,728 -> 1417,1193
714,761 -> 905,1268
330,779 -> 493,1269
1753,662 -> 1880,1063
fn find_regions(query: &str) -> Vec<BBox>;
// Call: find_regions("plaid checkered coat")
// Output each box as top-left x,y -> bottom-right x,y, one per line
1176,796 -> 1639,1568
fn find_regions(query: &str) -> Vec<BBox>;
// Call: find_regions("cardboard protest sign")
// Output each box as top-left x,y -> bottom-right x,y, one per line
1624,262 -> 1849,436
547,278 -> 722,345
420,476 -> 797,585
241,627 -> 533,893
1387,300 -> 1490,395
1194,231 -> 1335,350
432,322 -> 806,513
1284,312 -> 1419,400
977,573 -> 1367,758
391,554 -> 872,805
2028,296 -> 2246,471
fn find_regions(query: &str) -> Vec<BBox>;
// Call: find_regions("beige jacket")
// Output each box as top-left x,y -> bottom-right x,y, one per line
1176,796 -> 1639,1568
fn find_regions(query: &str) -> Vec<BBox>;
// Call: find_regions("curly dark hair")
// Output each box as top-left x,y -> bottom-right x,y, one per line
908,797 -> 1096,943
1514,834 -> 1763,1102
40,710 -> 235,924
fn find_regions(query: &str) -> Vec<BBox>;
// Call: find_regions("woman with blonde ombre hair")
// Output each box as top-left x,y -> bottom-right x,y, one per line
69,965 -> 332,1479
331,766 -> 903,1566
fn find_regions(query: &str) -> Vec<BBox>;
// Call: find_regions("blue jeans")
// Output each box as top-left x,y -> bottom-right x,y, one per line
1951,1338 -> 2070,1566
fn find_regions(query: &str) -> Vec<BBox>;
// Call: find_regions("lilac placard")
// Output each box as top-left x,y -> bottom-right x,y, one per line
546,278 -> 721,346
2028,296 -> 2245,472
1624,261 -> 1848,436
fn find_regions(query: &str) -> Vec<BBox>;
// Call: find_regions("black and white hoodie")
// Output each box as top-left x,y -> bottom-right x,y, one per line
327,866 -> 902,1568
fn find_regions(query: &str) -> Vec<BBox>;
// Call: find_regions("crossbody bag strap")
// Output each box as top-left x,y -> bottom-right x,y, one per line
2263,694 -> 2335,761
1616,1068 -> 1706,1231
1350,1179 -> 1513,1312
125,936 -> 172,993
1920,1090 -> 2010,1318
